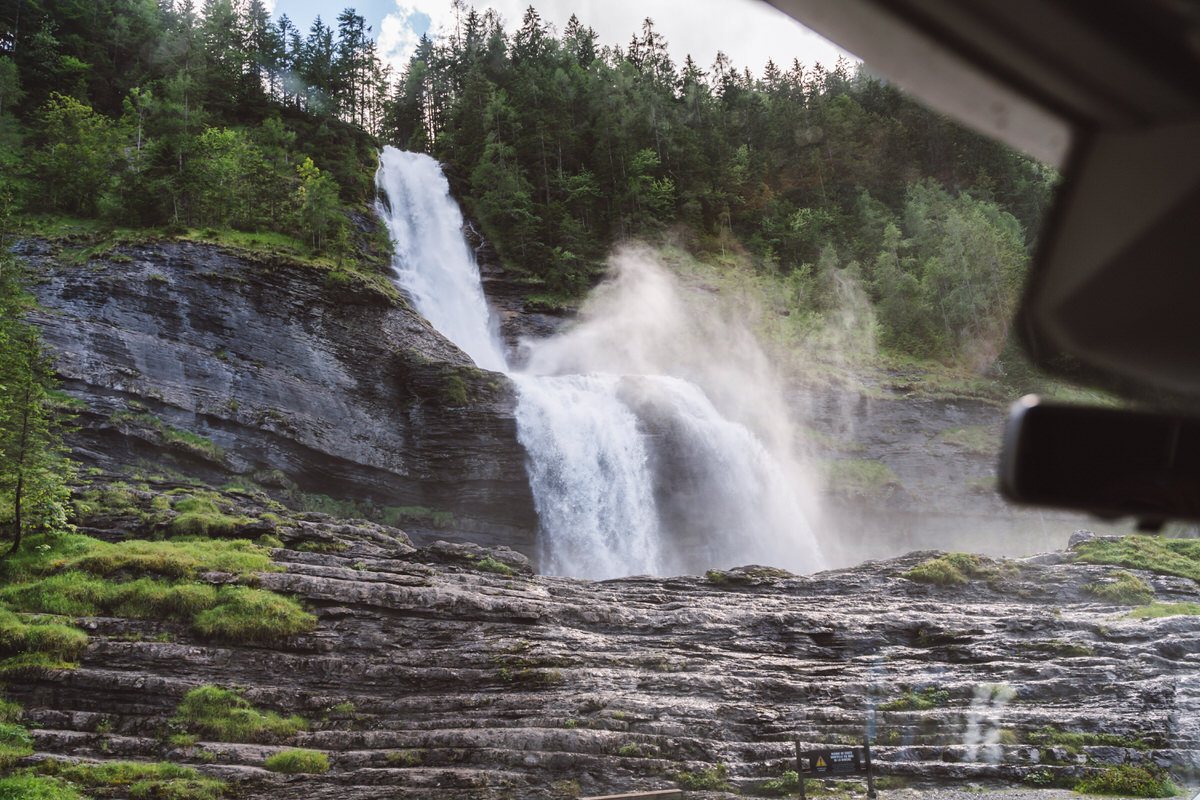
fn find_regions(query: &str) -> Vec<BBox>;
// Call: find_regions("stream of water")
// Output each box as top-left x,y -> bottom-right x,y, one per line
375,145 -> 822,579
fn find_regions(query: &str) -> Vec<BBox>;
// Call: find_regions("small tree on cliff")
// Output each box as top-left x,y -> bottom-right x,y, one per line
0,206 -> 74,556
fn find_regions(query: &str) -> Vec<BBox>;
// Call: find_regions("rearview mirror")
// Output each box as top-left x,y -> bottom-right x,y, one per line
999,396 -> 1200,528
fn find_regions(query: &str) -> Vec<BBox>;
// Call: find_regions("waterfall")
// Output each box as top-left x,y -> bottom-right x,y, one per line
375,145 -> 823,579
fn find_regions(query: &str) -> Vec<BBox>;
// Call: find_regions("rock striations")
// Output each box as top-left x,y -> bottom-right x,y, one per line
17,237 -> 537,551
9,499 -> 1200,799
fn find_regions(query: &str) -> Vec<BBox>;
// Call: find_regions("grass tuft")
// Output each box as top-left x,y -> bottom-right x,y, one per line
880,687 -> 950,711
1129,602 -> 1200,619
0,775 -> 84,800
1084,570 -> 1154,606
674,764 -> 730,791
1073,765 -> 1177,797
32,759 -> 226,799
1075,536 -> 1200,582
173,685 -> 307,743
474,556 -> 515,576
263,749 -> 329,774
904,552 -> 988,586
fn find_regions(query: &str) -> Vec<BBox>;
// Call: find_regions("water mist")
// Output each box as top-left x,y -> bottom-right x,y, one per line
375,146 -> 825,579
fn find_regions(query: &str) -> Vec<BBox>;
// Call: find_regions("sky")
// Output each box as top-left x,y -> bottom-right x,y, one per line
268,0 -> 857,78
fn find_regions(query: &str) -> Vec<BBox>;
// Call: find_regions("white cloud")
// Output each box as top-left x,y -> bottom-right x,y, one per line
377,0 -> 855,76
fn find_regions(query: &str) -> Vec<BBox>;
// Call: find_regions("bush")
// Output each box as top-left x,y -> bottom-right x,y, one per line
1085,571 -> 1154,606
173,685 -> 307,743
1073,765 -> 1177,797
264,748 -> 329,774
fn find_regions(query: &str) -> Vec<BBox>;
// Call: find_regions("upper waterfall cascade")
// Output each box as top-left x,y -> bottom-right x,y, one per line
375,145 -> 823,579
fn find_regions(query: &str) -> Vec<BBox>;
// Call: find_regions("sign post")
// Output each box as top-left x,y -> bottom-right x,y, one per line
795,738 -> 877,799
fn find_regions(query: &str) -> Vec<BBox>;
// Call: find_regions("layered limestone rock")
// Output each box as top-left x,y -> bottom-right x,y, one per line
16,237 -> 537,551
10,499 -> 1200,799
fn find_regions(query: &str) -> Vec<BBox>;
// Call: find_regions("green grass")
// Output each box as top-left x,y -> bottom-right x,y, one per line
170,494 -> 253,537
173,685 -> 307,743
753,770 -> 801,796
1,573 -> 314,643
1027,725 -> 1149,751
0,775 -> 84,800
1084,571 -> 1154,606
263,748 -> 329,774
0,606 -> 89,666
938,425 -> 996,455
110,412 -> 225,464
1073,765 -> 1177,797
385,749 -> 423,767
904,552 -> 988,586
31,759 -> 226,799
474,556 -> 515,576
191,586 -> 316,642
822,458 -> 901,499
0,721 -> 33,768
50,537 -> 275,579
0,699 -> 21,724
674,764 -> 730,791
879,687 -> 951,711
1075,536 -> 1200,582
1129,602 -> 1200,619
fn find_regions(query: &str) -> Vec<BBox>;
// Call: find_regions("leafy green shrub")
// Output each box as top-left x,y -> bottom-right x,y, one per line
675,764 -> 729,791
880,687 -> 951,711
1073,765 -> 1177,797
264,748 -> 329,774
173,685 -> 306,743
192,586 -> 315,642
1085,571 -> 1154,606
904,553 -> 987,586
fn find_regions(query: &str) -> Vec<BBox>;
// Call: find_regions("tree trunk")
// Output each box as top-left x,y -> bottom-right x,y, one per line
6,472 -> 22,557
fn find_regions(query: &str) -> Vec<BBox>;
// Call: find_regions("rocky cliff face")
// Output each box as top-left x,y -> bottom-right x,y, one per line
17,237 -> 538,551
11,494 -> 1200,799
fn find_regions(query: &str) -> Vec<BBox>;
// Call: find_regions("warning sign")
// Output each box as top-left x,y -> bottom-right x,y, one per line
795,741 -> 876,799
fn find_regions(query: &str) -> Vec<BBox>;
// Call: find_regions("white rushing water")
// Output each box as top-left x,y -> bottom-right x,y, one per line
375,145 -> 823,579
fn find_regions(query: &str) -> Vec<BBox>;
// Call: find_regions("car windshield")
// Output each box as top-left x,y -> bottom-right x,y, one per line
0,1 -> 1193,799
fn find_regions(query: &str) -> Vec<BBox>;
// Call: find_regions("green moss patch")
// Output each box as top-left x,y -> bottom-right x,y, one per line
1,573 -> 314,643
1028,725 -> 1150,751
1084,571 -> 1154,606
173,685 -> 307,743
263,748 -> 329,774
31,759 -> 226,799
904,553 -> 988,586
879,687 -> 950,711
0,607 -> 88,669
1129,602 -> 1200,619
674,764 -> 730,791
0,775 -> 84,800
1075,536 -> 1200,582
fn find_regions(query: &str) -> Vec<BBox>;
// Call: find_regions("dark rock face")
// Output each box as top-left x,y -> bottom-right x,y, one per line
12,513 -> 1200,799
18,238 -> 537,551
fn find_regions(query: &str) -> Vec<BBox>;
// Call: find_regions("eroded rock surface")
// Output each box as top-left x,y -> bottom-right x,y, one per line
11,513 -> 1200,799
17,238 -> 537,551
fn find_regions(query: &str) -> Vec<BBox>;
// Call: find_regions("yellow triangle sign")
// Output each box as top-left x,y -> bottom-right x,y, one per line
816,756 -> 827,768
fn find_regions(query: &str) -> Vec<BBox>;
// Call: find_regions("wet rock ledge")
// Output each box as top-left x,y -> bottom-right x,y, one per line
8,498 -> 1200,799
